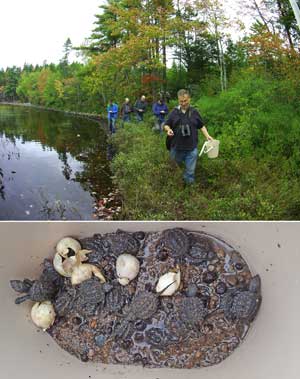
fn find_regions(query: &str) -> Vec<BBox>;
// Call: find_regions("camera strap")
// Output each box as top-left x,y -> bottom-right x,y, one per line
176,106 -> 193,120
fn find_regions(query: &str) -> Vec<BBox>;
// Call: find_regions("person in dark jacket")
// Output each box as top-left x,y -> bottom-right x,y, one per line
134,95 -> 147,122
120,98 -> 133,127
152,98 -> 169,134
164,89 -> 214,185
107,100 -> 118,134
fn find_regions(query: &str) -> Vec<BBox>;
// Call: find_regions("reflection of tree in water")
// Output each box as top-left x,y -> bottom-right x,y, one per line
0,136 -> 21,201
37,188 -> 83,220
58,151 -> 72,181
73,144 -> 113,196
0,168 -> 5,200
0,134 -> 20,160
0,106 -> 114,216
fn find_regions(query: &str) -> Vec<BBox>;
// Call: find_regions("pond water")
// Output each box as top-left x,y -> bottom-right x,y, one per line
0,105 -> 114,220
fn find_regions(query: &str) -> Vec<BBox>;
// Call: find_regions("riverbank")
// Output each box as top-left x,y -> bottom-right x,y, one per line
0,103 -> 122,220
110,117 -> 300,220
0,101 -> 103,123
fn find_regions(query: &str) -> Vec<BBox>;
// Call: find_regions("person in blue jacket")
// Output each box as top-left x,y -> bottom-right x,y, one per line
107,100 -> 118,134
152,97 -> 169,134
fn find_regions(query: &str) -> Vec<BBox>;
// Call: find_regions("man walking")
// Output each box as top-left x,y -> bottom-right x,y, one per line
164,89 -> 213,185
120,98 -> 133,127
107,99 -> 118,134
152,97 -> 168,134
134,95 -> 147,122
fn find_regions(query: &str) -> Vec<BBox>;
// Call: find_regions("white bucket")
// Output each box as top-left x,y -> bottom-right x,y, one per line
199,139 -> 220,158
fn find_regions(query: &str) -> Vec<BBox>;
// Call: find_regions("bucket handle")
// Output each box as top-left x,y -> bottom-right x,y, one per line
199,141 -> 214,157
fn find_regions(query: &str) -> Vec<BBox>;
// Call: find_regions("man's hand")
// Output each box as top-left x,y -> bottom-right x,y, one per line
164,125 -> 174,136
201,126 -> 213,141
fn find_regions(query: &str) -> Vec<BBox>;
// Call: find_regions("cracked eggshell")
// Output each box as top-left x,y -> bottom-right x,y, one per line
71,264 -> 106,285
116,254 -> 140,286
71,264 -> 92,285
53,252 -> 76,277
56,237 -> 81,257
156,270 -> 181,296
31,301 -> 56,331
53,247 -> 91,278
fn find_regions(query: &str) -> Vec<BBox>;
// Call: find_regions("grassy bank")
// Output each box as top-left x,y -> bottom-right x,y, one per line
111,75 -> 300,220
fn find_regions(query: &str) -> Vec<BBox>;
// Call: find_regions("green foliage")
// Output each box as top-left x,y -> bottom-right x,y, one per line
3,66 -> 21,100
1,0 -> 300,220
110,69 -> 300,220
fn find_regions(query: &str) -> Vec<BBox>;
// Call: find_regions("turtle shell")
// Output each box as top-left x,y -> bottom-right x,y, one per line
102,230 -> 140,256
106,286 -> 126,313
54,287 -> 76,317
231,291 -> 261,321
176,297 -> 208,328
80,237 -> 106,265
160,228 -> 190,258
75,278 -> 106,306
126,291 -> 159,321
28,279 -> 57,302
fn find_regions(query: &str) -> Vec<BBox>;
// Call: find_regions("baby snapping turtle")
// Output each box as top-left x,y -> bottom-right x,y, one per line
105,285 -> 127,313
113,281 -> 176,339
10,259 -> 61,304
54,286 -> 77,317
221,275 -> 261,323
101,230 -> 140,256
113,291 -> 159,339
73,278 -> 113,317
80,236 -> 106,265
159,228 -> 190,261
176,297 -> 208,329
185,234 -> 217,265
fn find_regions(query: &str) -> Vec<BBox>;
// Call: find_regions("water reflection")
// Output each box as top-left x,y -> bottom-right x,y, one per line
0,105 -> 114,220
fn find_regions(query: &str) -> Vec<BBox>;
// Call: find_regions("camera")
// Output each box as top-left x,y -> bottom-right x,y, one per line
181,124 -> 191,137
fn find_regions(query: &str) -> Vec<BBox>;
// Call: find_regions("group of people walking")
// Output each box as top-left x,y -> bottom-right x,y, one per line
107,89 -> 214,185
106,95 -> 168,134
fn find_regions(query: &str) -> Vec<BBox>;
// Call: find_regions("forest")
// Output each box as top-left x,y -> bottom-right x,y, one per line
1,0 -> 300,220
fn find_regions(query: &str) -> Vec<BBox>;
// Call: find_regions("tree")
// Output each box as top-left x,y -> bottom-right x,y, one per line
239,0 -> 300,49
83,0 -> 125,54
4,66 -> 21,100
61,38 -> 73,64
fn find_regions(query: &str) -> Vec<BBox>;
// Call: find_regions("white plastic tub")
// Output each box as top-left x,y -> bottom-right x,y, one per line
0,222 -> 299,379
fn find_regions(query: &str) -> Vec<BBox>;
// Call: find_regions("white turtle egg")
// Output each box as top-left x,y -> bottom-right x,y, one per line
156,270 -> 181,296
116,254 -> 140,286
31,301 -> 56,331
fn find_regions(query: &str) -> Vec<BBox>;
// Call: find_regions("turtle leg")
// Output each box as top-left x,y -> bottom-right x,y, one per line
15,294 -> 31,304
10,280 -> 32,293
23,278 -> 35,288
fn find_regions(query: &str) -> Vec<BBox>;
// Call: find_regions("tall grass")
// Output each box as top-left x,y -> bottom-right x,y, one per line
111,73 -> 300,220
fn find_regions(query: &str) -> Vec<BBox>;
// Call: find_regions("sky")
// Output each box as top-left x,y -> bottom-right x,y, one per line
0,0 -> 104,69
0,0 -> 249,70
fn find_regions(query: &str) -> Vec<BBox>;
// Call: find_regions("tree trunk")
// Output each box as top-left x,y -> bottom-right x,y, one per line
219,38 -> 227,90
277,0 -> 294,49
162,35 -> 167,92
253,0 -> 272,33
